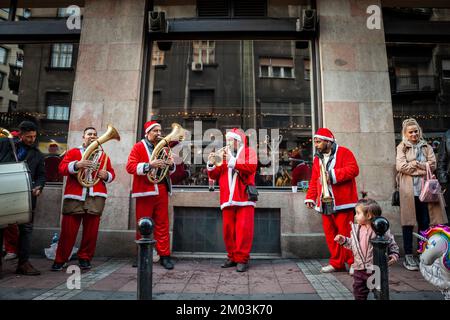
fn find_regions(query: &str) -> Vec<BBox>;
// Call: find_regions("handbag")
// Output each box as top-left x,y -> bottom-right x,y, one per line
236,171 -> 259,201
392,174 -> 400,206
419,163 -> 442,203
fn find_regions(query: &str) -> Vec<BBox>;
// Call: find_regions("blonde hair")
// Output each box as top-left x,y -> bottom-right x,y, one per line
401,118 -> 424,143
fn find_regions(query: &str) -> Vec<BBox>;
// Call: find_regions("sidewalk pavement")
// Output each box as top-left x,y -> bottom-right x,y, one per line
0,256 -> 445,300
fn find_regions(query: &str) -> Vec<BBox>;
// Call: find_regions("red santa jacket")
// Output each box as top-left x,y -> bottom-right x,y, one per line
291,162 -> 312,186
59,146 -> 115,201
126,139 -> 176,198
207,134 -> 257,210
305,144 -> 359,213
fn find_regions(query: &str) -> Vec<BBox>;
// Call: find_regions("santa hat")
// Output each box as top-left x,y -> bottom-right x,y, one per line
314,128 -> 335,142
226,128 -> 246,144
144,121 -> 160,134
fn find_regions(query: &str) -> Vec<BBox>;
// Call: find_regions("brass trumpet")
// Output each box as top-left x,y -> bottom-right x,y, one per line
0,127 -> 13,138
209,146 -> 228,167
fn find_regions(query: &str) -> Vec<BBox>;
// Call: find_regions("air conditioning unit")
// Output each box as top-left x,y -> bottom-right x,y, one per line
191,61 -> 203,72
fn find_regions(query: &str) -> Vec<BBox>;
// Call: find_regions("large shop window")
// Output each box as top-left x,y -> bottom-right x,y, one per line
148,40 -> 313,188
384,7 -> 450,147
0,6 -> 81,184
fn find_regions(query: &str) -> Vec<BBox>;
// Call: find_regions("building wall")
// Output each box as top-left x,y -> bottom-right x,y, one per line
32,0 -> 404,258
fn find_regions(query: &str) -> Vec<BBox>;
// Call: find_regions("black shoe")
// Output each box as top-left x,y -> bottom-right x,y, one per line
160,256 -> 174,270
132,258 -> 138,268
236,263 -> 249,273
221,259 -> 237,268
78,259 -> 91,270
51,262 -> 66,271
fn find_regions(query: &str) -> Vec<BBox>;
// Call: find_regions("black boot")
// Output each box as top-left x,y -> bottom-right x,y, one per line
160,256 -> 174,270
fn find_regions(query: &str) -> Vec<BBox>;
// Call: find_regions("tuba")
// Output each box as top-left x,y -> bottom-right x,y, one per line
0,127 -> 13,138
147,123 -> 185,184
77,124 -> 120,188
316,152 -> 334,215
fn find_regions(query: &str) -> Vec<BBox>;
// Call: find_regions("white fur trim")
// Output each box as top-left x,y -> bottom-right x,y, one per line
169,163 -> 176,175
106,172 -> 113,184
68,161 -> 78,174
314,134 -> 334,142
142,139 -> 152,160
131,184 -> 160,198
64,187 -> 87,201
207,163 -> 216,171
330,169 -> 337,184
137,162 -> 147,176
221,201 -> 256,209
90,192 -> 108,198
145,123 -> 160,133
227,156 -> 237,169
226,131 -> 242,142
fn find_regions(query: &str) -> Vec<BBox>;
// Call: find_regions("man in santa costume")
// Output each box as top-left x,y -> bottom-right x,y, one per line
207,128 -> 257,272
305,128 -> 358,273
289,147 -> 312,192
126,121 -> 176,270
51,127 -> 115,271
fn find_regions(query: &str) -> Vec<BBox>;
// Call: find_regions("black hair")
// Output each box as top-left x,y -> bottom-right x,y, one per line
18,121 -> 37,133
83,127 -> 97,134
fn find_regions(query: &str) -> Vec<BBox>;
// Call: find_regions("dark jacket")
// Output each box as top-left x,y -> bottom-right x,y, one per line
437,129 -> 450,185
0,137 -> 46,208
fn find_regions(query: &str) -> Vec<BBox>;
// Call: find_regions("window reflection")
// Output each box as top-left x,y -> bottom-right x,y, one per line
149,40 -> 313,188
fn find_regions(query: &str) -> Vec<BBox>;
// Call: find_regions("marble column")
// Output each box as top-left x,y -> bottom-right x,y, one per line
68,0 -> 146,230
317,0 -> 399,225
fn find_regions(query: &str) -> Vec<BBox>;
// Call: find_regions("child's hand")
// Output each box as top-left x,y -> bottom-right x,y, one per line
388,256 -> 397,266
334,235 -> 345,245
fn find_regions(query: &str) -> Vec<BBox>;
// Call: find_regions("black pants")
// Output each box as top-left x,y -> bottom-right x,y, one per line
402,196 -> 430,255
0,222 -> 33,265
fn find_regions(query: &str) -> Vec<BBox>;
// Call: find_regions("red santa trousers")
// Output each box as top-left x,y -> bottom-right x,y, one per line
4,224 -> 19,254
54,214 -> 101,263
135,183 -> 170,257
222,205 -> 254,264
322,209 -> 354,270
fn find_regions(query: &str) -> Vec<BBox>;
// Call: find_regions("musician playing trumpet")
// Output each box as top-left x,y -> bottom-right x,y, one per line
207,128 -> 257,273
51,127 -> 116,272
126,121 -> 175,270
304,128 -> 359,274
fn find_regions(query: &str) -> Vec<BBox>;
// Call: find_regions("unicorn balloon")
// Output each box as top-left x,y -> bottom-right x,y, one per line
415,225 -> 450,299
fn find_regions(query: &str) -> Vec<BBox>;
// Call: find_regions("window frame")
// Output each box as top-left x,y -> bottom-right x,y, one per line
50,43 -> 74,69
259,57 -> 295,79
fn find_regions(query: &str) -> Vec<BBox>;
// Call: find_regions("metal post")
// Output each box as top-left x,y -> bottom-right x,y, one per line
370,216 -> 390,300
135,217 -> 156,300
8,0 -> 18,21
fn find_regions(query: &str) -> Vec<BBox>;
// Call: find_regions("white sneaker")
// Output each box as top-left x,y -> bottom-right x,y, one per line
152,249 -> 160,263
403,254 -> 419,271
320,265 -> 336,273
4,252 -> 17,261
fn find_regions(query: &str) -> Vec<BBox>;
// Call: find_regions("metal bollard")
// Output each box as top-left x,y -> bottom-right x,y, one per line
135,217 -> 157,300
370,216 -> 390,300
